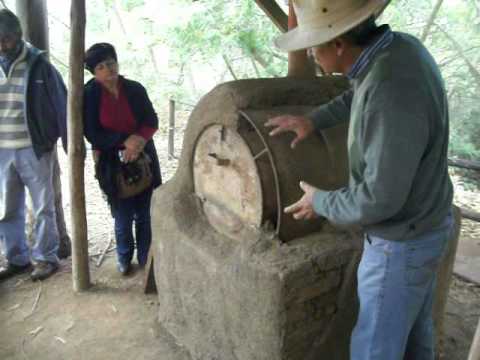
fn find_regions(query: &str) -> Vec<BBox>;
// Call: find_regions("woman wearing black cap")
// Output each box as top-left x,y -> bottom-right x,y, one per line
83,43 -> 162,275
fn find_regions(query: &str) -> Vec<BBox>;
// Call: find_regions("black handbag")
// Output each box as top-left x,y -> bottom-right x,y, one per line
116,152 -> 153,199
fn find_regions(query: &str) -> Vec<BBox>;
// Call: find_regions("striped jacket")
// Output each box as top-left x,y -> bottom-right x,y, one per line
0,45 -> 32,149
0,43 -> 67,159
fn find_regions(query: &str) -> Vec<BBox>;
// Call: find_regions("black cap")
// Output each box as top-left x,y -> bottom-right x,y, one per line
0,9 -> 22,38
84,42 -> 117,74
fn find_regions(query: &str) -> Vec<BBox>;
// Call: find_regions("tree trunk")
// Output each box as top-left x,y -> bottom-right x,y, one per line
69,0 -> 90,292
436,24 -> 480,91
249,47 -> 279,77
250,58 -> 261,78
16,0 -> 48,51
420,0 -> 444,42
222,54 -> 238,80
112,0 -> 128,37
16,0 -> 72,258
109,1 -> 162,87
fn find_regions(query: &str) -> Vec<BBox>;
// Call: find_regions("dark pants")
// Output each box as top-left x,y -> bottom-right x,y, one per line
112,188 -> 153,267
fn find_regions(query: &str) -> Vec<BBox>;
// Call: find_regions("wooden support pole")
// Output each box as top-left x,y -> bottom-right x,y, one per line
287,1 -> 315,78
15,0 -> 49,51
68,0 -> 90,292
469,318 -> 480,360
254,0 -> 288,33
168,99 -> 175,160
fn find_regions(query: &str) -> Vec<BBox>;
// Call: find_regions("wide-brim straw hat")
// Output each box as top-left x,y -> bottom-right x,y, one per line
275,0 -> 388,52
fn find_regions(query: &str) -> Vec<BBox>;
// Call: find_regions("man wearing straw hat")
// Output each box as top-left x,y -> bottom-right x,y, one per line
266,0 -> 453,359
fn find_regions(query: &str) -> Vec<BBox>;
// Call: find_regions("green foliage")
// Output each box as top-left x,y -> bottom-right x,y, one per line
382,0 -> 480,160
163,0 -> 287,100
122,0 -> 145,12
34,0 -> 480,161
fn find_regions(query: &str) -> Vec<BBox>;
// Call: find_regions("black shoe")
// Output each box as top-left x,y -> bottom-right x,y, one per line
30,262 -> 58,281
0,262 -> 32,281
57,236 -> 72,259
117,262 -> 131,276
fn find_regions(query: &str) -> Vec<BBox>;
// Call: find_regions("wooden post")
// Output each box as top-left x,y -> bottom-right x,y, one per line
287,1 -> 315,78
168,99 -> 175,160
253,0 -> 288,33
469,318 -> 480,360
15,0 -> 49,51
68,0 -> 90,291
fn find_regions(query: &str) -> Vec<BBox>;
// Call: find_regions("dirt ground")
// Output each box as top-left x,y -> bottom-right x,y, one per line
0,259 -> 478,360
0,117 -> 479,359
0,258 -> 192,360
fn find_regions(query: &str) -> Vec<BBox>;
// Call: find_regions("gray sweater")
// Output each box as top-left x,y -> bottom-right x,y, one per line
309,32 -> 453,241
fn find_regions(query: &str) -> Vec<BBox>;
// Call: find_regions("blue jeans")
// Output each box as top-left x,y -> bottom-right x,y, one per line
350,214 -> 453,360
0,148 -> 59,265
112,188 -> 153,267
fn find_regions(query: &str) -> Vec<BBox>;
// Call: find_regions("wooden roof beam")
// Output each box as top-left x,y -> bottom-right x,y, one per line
254,0 -> 288,33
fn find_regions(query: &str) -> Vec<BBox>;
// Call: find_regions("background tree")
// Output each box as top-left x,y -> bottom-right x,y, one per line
3,0 -> 478,160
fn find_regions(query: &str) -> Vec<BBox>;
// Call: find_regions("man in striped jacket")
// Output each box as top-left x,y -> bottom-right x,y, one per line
0,9 -> 67,282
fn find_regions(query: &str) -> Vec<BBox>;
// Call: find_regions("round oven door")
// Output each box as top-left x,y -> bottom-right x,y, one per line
193,124 -> 264,239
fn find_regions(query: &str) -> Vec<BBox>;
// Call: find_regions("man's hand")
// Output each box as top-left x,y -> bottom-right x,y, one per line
265,115 -> 314,149
122,134 -> 146,163
284,181 -> 320,220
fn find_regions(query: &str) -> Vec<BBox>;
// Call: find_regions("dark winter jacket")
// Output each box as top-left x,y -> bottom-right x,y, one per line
24,45 -> 68,159
83,77 -> 162,199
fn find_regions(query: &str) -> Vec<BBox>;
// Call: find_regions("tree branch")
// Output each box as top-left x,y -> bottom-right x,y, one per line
448,158 -> 480,171
435,23 -> 480,91
49,12 -> 70,30
269,51 -> 288,62
248,47 -> 279,77
50,52 -> 69,70
148,45 -> 159,74
420,0 -> 444,42
111,0 -> 128,38
250,58 -> 261,78
222,54 -> 238,80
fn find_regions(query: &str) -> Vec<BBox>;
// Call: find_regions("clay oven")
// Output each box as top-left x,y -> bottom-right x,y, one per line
151,77 -> 460,360
192,102 -> 349,242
